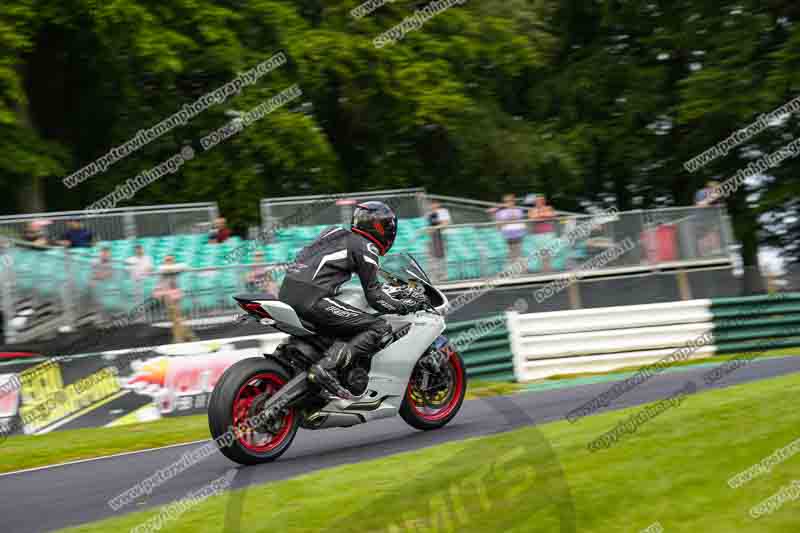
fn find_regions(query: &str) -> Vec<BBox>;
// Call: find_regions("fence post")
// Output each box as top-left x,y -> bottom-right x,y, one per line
261,201 -> 276,244
135,272 -> 144,323
568,282 -> 582,309
1,242 -> 16,344
416,191 -> 428,218
123,211 -> 136,240
506,311 -> 523,382
637,209 -> 648,266
677,270 -> 692,300
61,248 -> 77,331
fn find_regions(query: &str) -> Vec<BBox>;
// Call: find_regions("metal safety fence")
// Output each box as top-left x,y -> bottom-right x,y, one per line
259,188 -> 427,238
405,205 -> 733,284
0,203 -> 218,243
0,195 -> 736,343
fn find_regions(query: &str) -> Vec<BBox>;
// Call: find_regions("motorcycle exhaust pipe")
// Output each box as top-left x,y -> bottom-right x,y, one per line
303,411 -> 365,429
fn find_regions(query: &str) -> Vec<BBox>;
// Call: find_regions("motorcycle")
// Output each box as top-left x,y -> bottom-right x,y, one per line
208,253 -> 467,465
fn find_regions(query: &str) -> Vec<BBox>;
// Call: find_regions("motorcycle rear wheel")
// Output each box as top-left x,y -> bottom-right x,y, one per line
208,358 -> 300,465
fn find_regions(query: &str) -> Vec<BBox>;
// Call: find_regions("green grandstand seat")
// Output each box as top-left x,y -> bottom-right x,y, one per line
194,271 -> 221,307
267,243 -> 292,263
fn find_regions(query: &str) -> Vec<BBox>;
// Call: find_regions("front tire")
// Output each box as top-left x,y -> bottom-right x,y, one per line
400,343 -> 467,431
208,358 -> 300,465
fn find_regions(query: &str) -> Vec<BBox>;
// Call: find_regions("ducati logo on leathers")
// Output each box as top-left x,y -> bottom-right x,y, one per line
323,298 -> 360,318
324,305 -> 360,318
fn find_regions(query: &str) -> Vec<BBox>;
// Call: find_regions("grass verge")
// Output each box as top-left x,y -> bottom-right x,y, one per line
62,370 -> 800,532
0,414 -> 211,474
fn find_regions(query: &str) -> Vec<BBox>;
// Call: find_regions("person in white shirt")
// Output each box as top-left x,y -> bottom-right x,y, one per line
126,245 -> 154,281
426,201 -> 451,282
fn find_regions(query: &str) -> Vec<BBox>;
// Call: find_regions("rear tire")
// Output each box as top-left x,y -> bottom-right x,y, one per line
208,358 -> 300,465
400,344 -> 467,431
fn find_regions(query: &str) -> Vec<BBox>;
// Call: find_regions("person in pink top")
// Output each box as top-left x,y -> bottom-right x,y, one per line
488,194 -> 527,267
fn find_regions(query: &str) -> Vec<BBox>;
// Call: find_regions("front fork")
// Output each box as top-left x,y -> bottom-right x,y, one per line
410,336 -> 454,402
423,335 -> 452,372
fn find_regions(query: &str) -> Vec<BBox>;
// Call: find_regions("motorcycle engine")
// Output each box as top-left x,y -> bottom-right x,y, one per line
344,367 -> 369,396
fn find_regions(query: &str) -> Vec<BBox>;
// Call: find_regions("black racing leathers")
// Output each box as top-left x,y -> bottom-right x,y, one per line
279,226 -> 413,317
279,227 -> 416,398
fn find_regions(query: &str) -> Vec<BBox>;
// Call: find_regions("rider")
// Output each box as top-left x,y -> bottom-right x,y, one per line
278,201 -> 426,400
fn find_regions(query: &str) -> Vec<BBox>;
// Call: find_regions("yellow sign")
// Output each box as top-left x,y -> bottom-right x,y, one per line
19,361 -> 64,406
19,368 -> 121,433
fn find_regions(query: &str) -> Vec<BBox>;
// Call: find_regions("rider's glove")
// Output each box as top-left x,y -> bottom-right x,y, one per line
400,288 -> 428,314
380,283 -> 427,314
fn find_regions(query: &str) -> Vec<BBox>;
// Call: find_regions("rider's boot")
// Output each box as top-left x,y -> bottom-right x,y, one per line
308,341 -> 358,401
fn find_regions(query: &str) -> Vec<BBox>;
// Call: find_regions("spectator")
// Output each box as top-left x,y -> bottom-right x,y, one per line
528,195 -> 557,234
488,194 -> 527,268
695,180 -> 723,257
153,255 -> 195,343
695,180 -> 721,207
90,247 -> 114,319
528,195 -> 558,272
22,221 -> 49,249
58,220 -> 94,248
125,244 -> 154,281
246,251 -> 278,296
91,247 -> 114,283
426,200 -> 451,282
209,217 -> 231,244
523,193 -> 537,211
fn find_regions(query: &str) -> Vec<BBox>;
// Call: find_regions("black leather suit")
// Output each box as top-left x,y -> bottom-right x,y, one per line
278,227 -> 416,362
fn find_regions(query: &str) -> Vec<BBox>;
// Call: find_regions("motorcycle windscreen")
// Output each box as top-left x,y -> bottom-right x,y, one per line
379,253 -> 432,285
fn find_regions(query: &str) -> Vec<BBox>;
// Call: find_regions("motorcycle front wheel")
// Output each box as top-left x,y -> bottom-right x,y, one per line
208,358 -> 300,465
399,343 -> 467,431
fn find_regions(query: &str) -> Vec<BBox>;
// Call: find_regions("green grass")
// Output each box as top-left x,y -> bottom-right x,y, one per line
61,371 -> 800,532
464,378 -> 523,399
0,414 -> 212,474
1,380 -> 519,474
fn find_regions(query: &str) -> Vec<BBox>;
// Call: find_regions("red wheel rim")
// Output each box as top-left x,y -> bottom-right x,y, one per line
407,347 -> 464,422
231,372 -> 294,453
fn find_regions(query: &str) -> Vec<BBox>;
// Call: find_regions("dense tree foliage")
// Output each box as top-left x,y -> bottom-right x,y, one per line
2,0 -> 800,269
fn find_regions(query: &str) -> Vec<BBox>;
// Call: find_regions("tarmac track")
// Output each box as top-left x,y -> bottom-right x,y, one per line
2,355 -> 799,533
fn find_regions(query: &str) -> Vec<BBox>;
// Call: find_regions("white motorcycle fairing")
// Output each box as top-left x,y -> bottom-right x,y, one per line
254,283 -> 449,429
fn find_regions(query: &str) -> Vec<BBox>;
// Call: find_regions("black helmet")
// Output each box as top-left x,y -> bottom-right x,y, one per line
351,201 -> 397,255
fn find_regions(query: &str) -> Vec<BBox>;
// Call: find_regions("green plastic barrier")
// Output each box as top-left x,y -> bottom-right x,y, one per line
444,316 -> 514,381
711,293 -> 800,355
